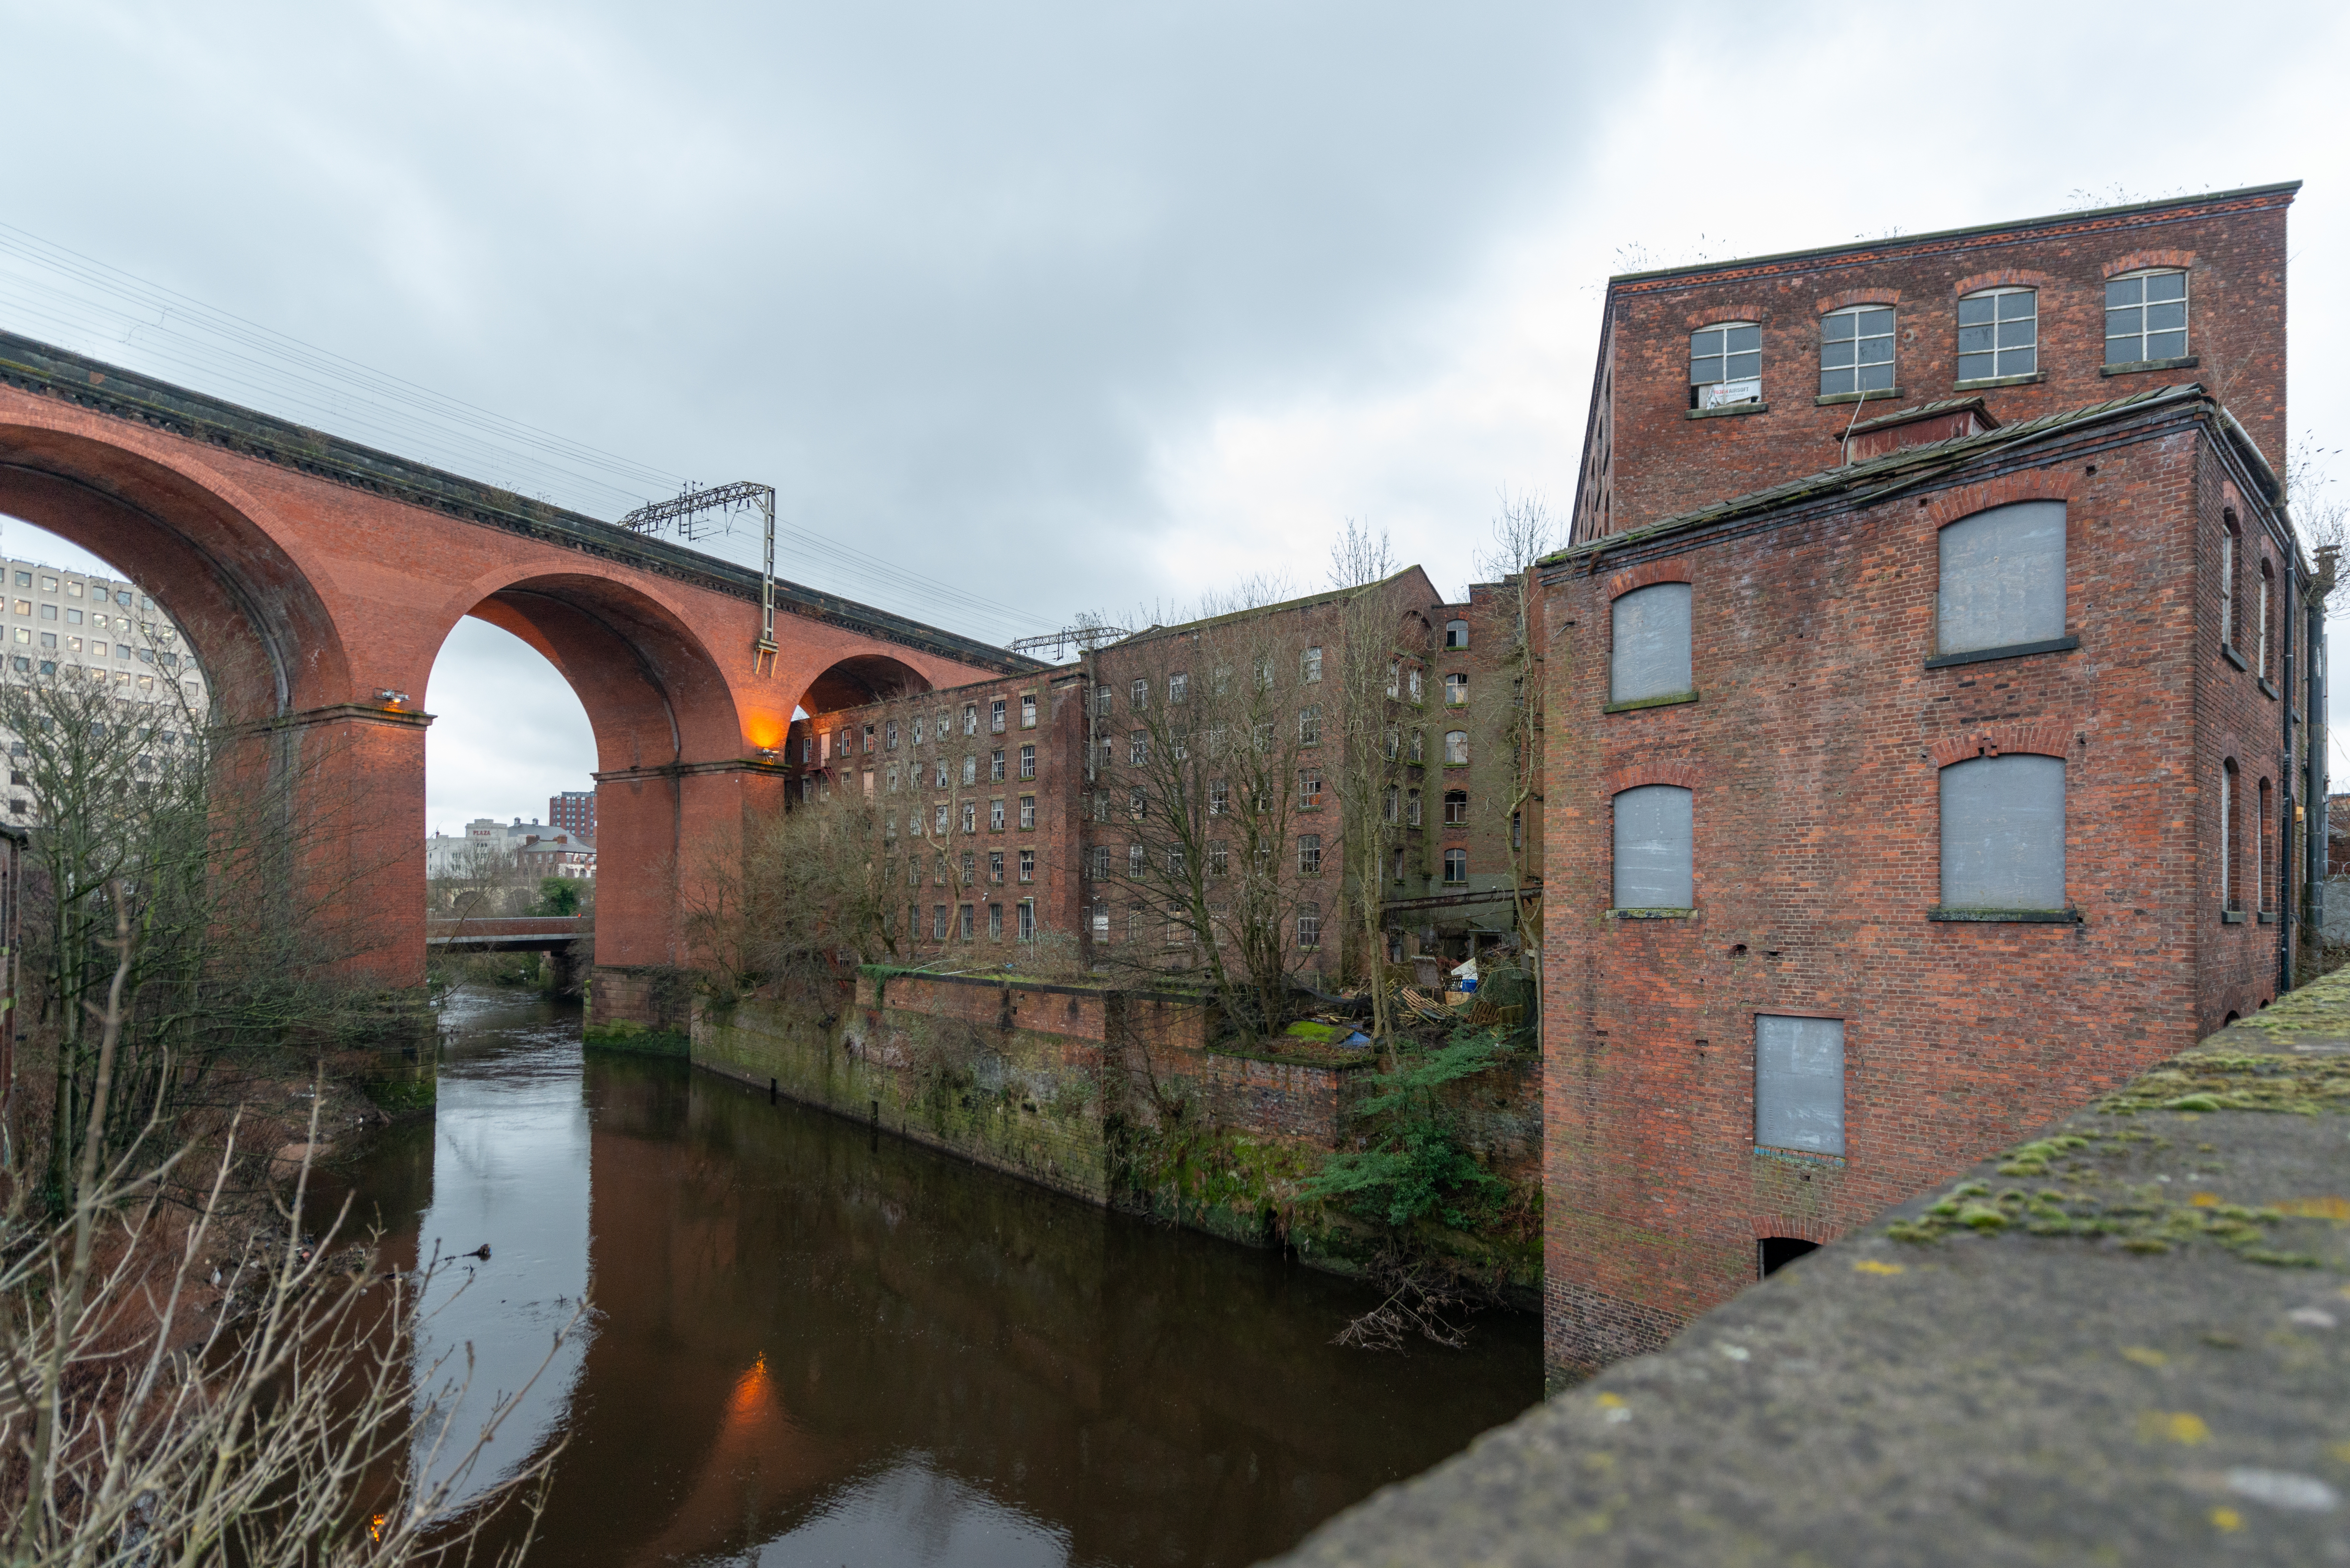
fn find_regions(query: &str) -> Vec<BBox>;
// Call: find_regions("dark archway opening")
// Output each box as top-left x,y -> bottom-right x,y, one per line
1758,1237 -> 1819,1279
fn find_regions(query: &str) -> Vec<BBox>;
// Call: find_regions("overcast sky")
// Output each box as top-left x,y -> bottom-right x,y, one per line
3,1 -> 2346,832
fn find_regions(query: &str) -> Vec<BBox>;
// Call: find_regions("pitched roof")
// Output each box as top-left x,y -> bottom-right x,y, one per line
1545,383 -> 2254,568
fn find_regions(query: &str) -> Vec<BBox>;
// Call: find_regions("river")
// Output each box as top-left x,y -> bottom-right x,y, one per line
341,987 -> 1538,1567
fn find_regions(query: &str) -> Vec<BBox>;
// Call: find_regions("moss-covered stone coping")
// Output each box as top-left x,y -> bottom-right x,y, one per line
1269,967 -> 2350,1566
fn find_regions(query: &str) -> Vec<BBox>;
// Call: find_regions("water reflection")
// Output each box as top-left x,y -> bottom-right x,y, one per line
345,991 -> 1536,1567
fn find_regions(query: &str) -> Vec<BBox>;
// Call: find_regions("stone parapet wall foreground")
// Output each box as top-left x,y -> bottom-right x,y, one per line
1268,971 -> 2350,1566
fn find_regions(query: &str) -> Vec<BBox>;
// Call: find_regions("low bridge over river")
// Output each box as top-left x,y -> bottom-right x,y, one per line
0,329 -> 1039,1032
426,915 -> 591,953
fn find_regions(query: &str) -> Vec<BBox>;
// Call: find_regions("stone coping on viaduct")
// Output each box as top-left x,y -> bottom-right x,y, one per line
0,327 -> 1041,676
1265,970 -> 2350,1566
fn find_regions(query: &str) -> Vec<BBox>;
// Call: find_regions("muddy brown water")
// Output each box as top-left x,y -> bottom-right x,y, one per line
339,988 -> 1538,1567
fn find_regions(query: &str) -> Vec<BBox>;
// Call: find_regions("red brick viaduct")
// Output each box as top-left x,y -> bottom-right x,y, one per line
0,330 -> 1035,1021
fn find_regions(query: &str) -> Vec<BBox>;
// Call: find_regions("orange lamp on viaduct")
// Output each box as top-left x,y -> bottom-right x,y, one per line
0,329 -> 1037,1028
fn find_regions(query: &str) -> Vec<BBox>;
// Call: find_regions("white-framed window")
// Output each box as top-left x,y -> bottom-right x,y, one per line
935,760 -> 950,789
2258,561 -> 2273,678
1129,787 -> 1146,819
1089,845 -> 1111,879
1018,901 -> 1035,939
989,800 -> 1005,831
1755,1016 -> 1845,1157
1297,903 -> 1321,949
1298,769 -> 1322,809
933,904 -> 950,940
1299,706 -> 1322,745
1209,779 -> 1228,816
1408,668 -> 1424,703
989,850 -> 1004,882
1021,693 -> 1037,728
991,699 -> 1006,733
1131,678 -> 1149,709
1209,841 -> 1228,876
1443,848 -> 1467,884
1610,582 -> 1692,702
1443,789 -> 1468,825
1820,305 -> 1895,396
934,803 -> 950,834
1444,673 -> 1468,706
1407,789 -> 1422,827
990,750 -> 1005,782
1019,849 -> 1035,883
1167,845 -> 1186,877
962,755 -> 978,786
1170,671 -> 1189,703
1020,744 -> 1036,779
1019,795 -> 1036,829
1298,834 -> 1321,874
1445,618 -> 1470,650
1128,843 -> 1145,876
1130,731 -> 1149,766
1956,287 -> 2036,382
963,704 -> 978,735
1612,784 -> 1693,909
912,716 -> 926,745
961,801 -> 976,834
1444,731 -> 1469,765
1386,660 -> 1400,698
989,903 -> 1003,939
959,904 -> 974,941
2105,269 -> 2188,365
1302,646 -> 1323,683
1689,321 -> 1762,407
1937,502 -> 2066,656
1384,786 -> 1399,823
1939,754 -> 2065,910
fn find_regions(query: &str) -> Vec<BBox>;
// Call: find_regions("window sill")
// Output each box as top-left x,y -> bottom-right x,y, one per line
1814,387 -> 1902,407
2258,911 -> 2279,925
1609,907 -> 1694,920
2222,644 -> 2247,670
1923,635 -> 2078,670
1951,371 -> 2046,391
2222,910 -> 2247,925
1929,907 -> 2082,923
1754,1145 -> 1846,1170
1686,400 -> 1769,420
2101,355 -> 2198,377
2260,677 -> 2279,700
1605,690 -> 1699,714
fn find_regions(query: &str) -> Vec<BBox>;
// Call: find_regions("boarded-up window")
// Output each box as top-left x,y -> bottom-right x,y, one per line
1939,754 -> 2065,909
1938,501 -> 2065,655
1612,784 -> 1693,908
1610,583 -> 1692,702
1756,1016 -> 1844,1156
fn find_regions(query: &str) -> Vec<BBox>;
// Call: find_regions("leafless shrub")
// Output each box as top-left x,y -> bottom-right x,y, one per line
1331,1249 -> 1478,1353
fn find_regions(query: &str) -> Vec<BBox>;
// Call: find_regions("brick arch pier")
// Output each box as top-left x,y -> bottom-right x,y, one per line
0,330 -> 1032,1022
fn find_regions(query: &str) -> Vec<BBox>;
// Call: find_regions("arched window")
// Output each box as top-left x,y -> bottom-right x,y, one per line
1612,784 -> 1693,910
1443,789 -> 1468,825
1445,618 -> 1469,649
2220,759 -> 2237,911
1443,730 -> 1469,765
1957,287 -> 2037,382
2105,269 -> 2188,365
1820,305 -> 1894,397
1443,849 -> 1468,884
1937,502 -> 2066,657
1939,754 -> 2065,911
1689,321 -> 1761,408
1610,582 -> 1693,703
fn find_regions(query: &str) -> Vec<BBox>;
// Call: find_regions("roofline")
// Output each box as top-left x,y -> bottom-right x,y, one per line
0,328 -> 1043,677
1604,182 -> 2301,290
1545,384 -> 2268,571
1106,564 -> 1438,649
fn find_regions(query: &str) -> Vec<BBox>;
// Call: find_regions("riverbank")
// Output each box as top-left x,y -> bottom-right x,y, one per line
1270,970 -> 2350,1566
681,967 -> 1543,1303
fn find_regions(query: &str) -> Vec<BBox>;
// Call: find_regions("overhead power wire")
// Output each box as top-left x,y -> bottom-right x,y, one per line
0,222 -> 1050,644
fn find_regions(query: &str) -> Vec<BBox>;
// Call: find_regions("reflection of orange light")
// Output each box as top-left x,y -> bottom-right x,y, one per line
727,1354 -> 772,1418
744,714 -> 787,751
369,1514 -> 387,1543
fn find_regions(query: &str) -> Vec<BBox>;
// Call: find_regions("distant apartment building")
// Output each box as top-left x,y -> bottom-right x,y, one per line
0,555 -> 209,823
781,567 -> 1543,975
550,789 -> 596,837
1540,184 -> 2317,1376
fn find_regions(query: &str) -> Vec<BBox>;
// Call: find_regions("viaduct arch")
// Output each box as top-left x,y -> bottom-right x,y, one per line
0,329 -> 1035,1027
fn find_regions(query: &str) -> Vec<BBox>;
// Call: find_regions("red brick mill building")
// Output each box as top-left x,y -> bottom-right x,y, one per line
1539,184 -> 2330,1373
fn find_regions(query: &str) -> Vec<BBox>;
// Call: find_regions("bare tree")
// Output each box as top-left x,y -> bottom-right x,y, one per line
1,899 -> 573,1565
1091,615 -> 1311,1041
1327,517 -> 1397,590
1475,490 -> 1562,962
2287,431 -> 2349,566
